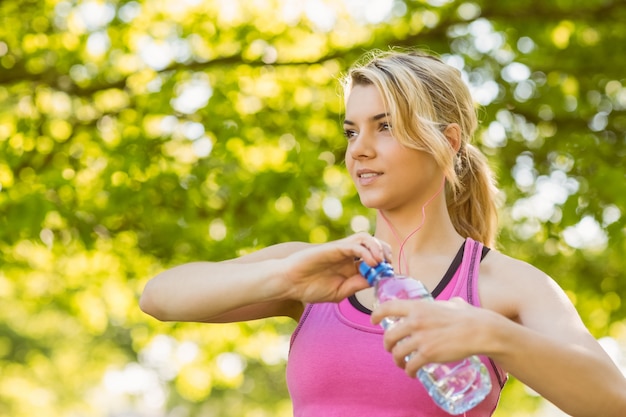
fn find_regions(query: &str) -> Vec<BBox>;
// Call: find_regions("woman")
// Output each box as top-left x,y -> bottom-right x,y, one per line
140,50 -> 626,416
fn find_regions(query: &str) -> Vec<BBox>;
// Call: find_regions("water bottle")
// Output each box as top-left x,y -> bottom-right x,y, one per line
359,261 -> 492,415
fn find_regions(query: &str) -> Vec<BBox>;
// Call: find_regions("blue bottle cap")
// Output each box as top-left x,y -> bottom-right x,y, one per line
358,261 -> 394,286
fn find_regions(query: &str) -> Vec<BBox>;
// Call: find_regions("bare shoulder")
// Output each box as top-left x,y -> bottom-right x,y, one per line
480,249 -> 545,283
477,249 -> 572,323
226,241 -> 314,263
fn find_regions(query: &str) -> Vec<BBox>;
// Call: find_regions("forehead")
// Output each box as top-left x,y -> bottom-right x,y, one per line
345,84 -> 386,119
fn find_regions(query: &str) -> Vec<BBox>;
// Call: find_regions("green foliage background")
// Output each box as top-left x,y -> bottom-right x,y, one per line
1,0 -> 625,416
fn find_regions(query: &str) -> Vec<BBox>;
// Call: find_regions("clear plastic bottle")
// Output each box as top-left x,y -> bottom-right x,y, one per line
359,261 -> 492,415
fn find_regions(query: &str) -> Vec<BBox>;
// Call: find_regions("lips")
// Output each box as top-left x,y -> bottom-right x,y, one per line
356,169 -> 382,185
359,172 -> 380,178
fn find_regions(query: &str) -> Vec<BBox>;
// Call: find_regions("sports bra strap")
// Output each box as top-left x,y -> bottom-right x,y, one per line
462,238 -> 484,305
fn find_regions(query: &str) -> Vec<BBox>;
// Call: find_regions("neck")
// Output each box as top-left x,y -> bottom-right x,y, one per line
374,193 -> 464,274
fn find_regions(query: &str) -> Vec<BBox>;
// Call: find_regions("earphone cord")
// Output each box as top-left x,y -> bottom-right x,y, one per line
378,176 -> 446,275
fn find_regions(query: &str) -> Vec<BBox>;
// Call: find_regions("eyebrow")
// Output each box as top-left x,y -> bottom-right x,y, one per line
343,113 -> 389,126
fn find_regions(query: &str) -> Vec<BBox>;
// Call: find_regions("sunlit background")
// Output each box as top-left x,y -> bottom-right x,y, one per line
1,0 -> 625,416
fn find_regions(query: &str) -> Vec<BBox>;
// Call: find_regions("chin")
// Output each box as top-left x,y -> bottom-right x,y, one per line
358,195 -> 386,210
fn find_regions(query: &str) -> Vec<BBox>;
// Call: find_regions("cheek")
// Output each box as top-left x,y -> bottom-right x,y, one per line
344,150 -> 353,170
391,153 -> 437,182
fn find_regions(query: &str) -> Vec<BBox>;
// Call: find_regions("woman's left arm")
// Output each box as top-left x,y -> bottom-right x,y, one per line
484,264 -> 626,417
372,254 -> 626,417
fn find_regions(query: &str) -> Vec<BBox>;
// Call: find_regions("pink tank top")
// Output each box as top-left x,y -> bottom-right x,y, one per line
286,238 -> 507,417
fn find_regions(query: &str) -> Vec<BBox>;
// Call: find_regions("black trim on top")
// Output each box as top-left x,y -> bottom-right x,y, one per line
348,240 -> 491,314
432,243 -> 490,298
430,242 -> 466,298
348,294 -> 373,314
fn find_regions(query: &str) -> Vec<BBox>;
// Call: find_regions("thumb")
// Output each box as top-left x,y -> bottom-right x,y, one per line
324,271 -> 371,302
341,275 -> 371,299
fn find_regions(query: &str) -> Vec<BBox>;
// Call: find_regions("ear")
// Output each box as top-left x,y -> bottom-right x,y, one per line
443,123 -> 462,153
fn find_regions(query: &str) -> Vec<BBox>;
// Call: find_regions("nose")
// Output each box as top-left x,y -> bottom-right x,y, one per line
347,130 -> 375,160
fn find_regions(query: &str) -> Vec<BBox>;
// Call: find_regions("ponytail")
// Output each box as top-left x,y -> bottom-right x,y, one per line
446,143 -> 499,248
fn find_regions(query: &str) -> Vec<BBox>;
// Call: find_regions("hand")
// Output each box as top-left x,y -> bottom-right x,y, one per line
371,297 -> 491,377
282,232 -> 392,304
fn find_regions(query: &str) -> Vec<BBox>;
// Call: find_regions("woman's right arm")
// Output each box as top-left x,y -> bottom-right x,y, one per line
139,234 -> 390,324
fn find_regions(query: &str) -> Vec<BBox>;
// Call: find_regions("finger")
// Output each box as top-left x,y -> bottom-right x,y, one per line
383,319 -> 418,352
350,244 -> 379,266
387,332 -> 432,375
371,299 -> 411,325
390,334 -> 421,367
370,237 -> 393,263
338,275 -> 373,299
354,233 -> 388,264
402,349 -> 427,377
371,237 -> 384,256
345,237 -> 376,264
380,240 -> 393,262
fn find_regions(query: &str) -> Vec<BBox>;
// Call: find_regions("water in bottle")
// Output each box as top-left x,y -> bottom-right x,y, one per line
359,261 -> 492,415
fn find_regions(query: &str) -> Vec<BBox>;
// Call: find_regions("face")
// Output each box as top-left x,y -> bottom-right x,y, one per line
344,84 -> 441,211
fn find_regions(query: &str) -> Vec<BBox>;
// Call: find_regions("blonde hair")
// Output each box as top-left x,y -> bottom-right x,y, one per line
342,50 -> 499,247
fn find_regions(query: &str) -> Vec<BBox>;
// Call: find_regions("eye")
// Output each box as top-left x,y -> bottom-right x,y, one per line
343,129 -> 358,140
379,122 -> 392,131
